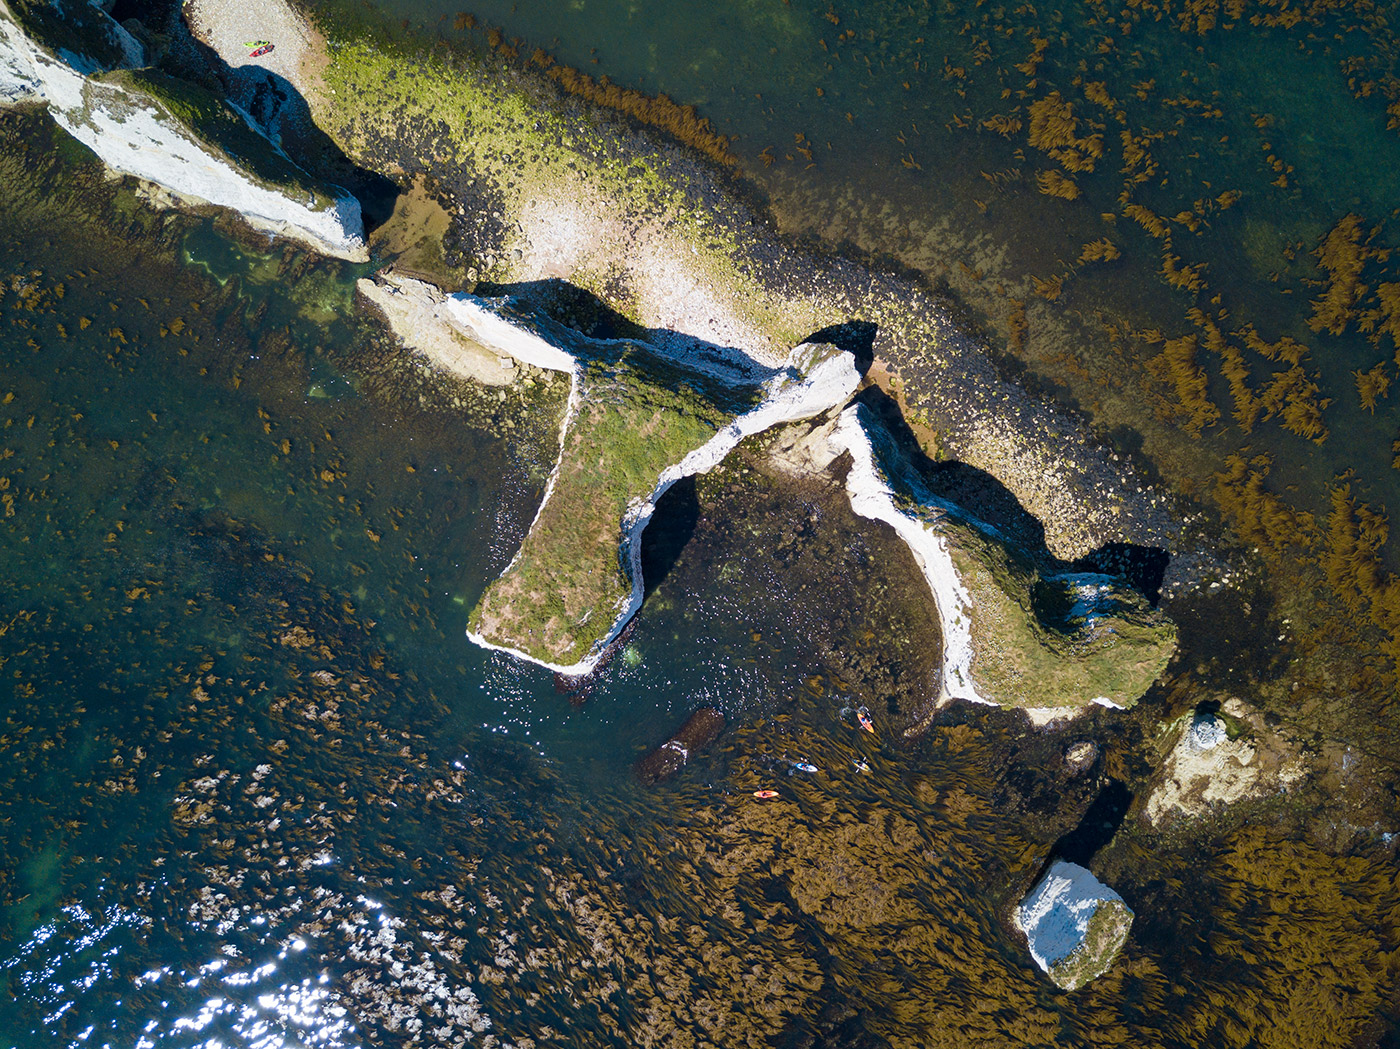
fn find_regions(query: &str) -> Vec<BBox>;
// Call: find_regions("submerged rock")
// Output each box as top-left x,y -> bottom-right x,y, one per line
1063,740 -> 1099,776
1015,860 -> 1133,991
634,707 -> 725,785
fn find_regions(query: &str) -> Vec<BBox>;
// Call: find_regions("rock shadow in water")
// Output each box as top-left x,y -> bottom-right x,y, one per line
1047,778 -> 1134,868
641,474 -> 700,600
157,4 -> 401,230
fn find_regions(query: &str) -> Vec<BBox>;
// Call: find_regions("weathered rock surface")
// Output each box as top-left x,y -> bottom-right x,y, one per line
1145,698 -> 1307,824
1015,859 -> 1133,990
357,274 -> 518,387
831,402 -> 1176,715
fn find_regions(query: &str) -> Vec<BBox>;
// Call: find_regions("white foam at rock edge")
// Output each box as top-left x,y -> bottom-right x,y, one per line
1014,860 -> 1124,972
829,405 -> 992,708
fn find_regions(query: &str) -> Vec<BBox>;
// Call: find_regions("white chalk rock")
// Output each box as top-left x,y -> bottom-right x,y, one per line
1189,711 -> 1227,750
1015,860 -> 1133,991
0,0 -> 366,260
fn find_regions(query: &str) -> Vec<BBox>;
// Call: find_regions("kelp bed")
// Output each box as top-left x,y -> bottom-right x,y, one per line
4,12 -> 1400,1049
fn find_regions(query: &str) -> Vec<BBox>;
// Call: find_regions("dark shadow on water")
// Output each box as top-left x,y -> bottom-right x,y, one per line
142,0 -> 401,232
1048,779 -> 1133,868
803,319 -> 877,374
641,475 -> 699,600
1072,542 -> 1170,606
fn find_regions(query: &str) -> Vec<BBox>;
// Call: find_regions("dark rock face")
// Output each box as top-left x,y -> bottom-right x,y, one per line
634,707 -> 726,785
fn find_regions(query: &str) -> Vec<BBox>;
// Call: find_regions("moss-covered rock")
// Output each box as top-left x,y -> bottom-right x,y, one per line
1015,859 -> 1134,991
839,402 -> 1175,713
457,294 -> 860,671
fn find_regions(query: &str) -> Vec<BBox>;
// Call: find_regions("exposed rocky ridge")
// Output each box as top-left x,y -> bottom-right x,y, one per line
832,402 -> 1176,715
0,0 -> 365,259
182,0 -> 1231,599
380,287 -> 863,673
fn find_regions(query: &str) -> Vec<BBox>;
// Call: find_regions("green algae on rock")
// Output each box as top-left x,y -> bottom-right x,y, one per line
440,292 -> 860,671
834,403 -> 1176,715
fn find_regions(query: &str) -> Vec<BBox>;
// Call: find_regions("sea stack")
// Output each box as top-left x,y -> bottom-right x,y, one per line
1015,860 -> 1134,991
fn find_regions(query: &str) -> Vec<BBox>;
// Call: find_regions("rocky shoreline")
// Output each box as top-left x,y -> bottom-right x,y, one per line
183,0 -> 1219,588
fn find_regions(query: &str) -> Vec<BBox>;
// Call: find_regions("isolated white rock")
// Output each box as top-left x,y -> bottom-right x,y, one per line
1015,860 -> 1133,991
1189,711 -> 1227,750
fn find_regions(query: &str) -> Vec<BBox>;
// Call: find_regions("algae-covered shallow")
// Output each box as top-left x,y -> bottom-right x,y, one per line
6,1 -> 1400,1046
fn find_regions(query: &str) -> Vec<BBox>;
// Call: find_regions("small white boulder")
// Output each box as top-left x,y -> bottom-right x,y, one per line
1188,711 -> 1228,750
1014,859 -> 1133,990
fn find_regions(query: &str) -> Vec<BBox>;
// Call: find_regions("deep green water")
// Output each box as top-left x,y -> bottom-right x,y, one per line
7,0 -> 1400,1044
0,113 -> 971,1047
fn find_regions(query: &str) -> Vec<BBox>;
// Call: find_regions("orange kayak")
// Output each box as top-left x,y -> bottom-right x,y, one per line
752,790 -> 779,799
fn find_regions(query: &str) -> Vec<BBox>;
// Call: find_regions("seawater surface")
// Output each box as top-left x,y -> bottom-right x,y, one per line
7,4 -> 1400,1044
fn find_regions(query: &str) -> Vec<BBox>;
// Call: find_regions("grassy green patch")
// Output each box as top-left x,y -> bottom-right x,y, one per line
469,355 -> 728,665
935,515 -> 1176,709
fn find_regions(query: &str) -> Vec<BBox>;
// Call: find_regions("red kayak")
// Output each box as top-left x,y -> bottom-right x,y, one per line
249,44 -> 275,58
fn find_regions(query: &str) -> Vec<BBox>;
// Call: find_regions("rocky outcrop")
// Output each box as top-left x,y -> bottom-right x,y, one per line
0,0 -> 365,260
450,293 -> 862,673
830,402 -> 1176,716
1015,860 -> 1133,990
1145,700 -> 1307,824
357,274 -> 518,387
